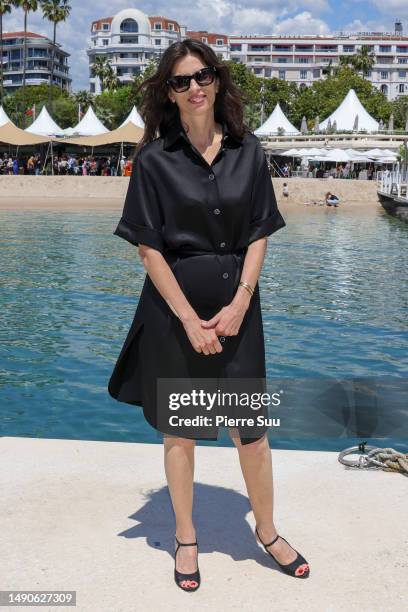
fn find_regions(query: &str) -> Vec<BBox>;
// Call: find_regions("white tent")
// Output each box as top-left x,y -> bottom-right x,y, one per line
363,148 -> 396,158
0,105 -> 13,127
64,105 -> 109,136
25,105 -> 65,136
119,105 -> 144,129
308,149 -> 351,162
281,147 -> 323,156
319,89 -> 379,133
254,102 -> 300,136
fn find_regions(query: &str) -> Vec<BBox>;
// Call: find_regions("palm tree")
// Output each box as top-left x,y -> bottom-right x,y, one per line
351,45 -> 375,77
40,0 -> 71,112
90,55 -> 111,93
13,0 -> 39,126
0,1 -> 13,105
104,64 -> 120,92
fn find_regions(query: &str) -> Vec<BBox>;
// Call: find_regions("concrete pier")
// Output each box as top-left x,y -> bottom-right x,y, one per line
1,436 -> 406,611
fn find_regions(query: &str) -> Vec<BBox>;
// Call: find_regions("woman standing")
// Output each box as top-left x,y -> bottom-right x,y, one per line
108,39 -> 310,591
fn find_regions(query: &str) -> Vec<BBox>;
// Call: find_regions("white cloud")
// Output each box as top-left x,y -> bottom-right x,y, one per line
342,18 -> 393,34
272,12 -> 331,36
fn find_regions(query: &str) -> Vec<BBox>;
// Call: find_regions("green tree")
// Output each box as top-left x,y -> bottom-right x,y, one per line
91,55 -> 112,92
0,0 -> 13,105
40,0 -> 71,112
390,95 -> 408,130
350,45 -> 375,77
12,0 -> 39,126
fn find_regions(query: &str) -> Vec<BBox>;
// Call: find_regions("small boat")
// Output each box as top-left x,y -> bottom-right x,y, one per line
377,170 -> 408,222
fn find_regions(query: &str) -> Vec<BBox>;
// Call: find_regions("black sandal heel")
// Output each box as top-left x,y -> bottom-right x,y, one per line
174,535 -> 201,592
255,526 -> 310,578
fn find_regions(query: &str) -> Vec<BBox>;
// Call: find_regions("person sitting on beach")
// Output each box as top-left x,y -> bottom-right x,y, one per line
325,192 -> 340,207
282,182 -> 289,198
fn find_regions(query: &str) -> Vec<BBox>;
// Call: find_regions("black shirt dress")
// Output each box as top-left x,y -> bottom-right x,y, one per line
108,114 -> 286,444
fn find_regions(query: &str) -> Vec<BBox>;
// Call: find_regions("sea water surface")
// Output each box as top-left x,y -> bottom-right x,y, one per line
1,202 -> 407,451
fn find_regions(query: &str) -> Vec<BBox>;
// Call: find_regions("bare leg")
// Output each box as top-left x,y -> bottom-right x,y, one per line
163,435 -> 198,586
229,429 -> 308,569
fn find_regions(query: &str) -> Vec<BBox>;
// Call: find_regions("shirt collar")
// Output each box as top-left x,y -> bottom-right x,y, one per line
163,115 -> 243,150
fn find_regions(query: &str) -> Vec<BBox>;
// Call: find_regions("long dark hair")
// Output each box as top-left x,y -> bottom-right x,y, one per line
133,38 -> 251,156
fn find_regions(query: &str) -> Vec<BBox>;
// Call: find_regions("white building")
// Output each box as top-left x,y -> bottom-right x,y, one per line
2,31 -> 71,93
229,23 -> 408,101
87,11 -> 408,102
87,9 -> 227,93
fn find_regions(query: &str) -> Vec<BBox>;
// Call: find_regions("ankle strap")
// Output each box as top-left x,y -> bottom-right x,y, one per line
175,535 -> 197,547
256,526 -> 280,548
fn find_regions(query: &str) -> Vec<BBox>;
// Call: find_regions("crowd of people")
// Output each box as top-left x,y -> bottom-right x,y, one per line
275,160 -> 380,180
0,152 -> 133,176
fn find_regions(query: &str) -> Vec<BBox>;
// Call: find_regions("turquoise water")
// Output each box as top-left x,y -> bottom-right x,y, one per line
1,204 -> 407,451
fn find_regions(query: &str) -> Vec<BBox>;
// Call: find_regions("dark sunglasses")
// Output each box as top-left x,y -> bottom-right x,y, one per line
166,66 -> 217,93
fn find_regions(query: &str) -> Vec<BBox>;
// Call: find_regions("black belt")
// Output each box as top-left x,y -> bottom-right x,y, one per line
165,247 -> 247,258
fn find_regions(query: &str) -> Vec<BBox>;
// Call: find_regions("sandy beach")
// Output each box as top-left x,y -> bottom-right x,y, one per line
0,177 -> 382,211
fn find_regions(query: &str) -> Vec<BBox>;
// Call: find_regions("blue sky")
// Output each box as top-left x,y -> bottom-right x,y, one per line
4,1 -> 408,91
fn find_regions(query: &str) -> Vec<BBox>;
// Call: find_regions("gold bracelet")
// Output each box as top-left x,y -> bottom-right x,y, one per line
239,281 -> 254,296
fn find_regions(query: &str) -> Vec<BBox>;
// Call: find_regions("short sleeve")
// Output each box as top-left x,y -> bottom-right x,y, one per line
248,144 -> 286,245
113,150 -> 165,253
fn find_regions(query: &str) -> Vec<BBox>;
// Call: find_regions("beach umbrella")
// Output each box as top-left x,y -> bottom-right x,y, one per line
280,148 -> 301,156
388,113 -> 394,132
353,114 -> 359,131
314,116 -> 320,133
300,116 -> 308,133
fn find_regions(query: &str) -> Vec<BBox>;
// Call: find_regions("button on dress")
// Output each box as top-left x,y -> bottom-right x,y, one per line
108,115 -> 286,444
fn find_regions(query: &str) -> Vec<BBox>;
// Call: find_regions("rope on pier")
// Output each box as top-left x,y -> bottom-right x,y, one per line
338,442 -> 408,475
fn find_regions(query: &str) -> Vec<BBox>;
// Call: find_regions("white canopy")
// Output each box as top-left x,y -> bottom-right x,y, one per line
0,105 -> 13,127
254,102 -> 300,136
119,105 -> 144,129
25,105 -> 65,136
281,147 -> 323,156
363,148 -> 396,158
64,106 -> 109,136
319,89 -> 379,133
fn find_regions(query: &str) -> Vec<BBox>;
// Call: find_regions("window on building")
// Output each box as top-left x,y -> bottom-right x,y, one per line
168,23 -> 174,31
230,44 -> 241,51
277,57 -> 287,63
398,57 -> 408,64
381,71 -> 388,79
254,67 -> 262,74
216,39 -> 223,45
90,82 -> 95,92
121,18 -> 138,33
102,23 -> 110,31
201,37 -> 208,43
380,84 -> 388,94
102,39 -> 109,46
298,57 -> 309,63
313,68 -> 320,78
278,69 -> 285,80
154,22 -> 161,30
379,45 -> 392,52
343,45 -> 354,52
399,83 -> 405,93
300,69 -> 307,79
155,39 -> 161,46
399,70 -> 406,78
